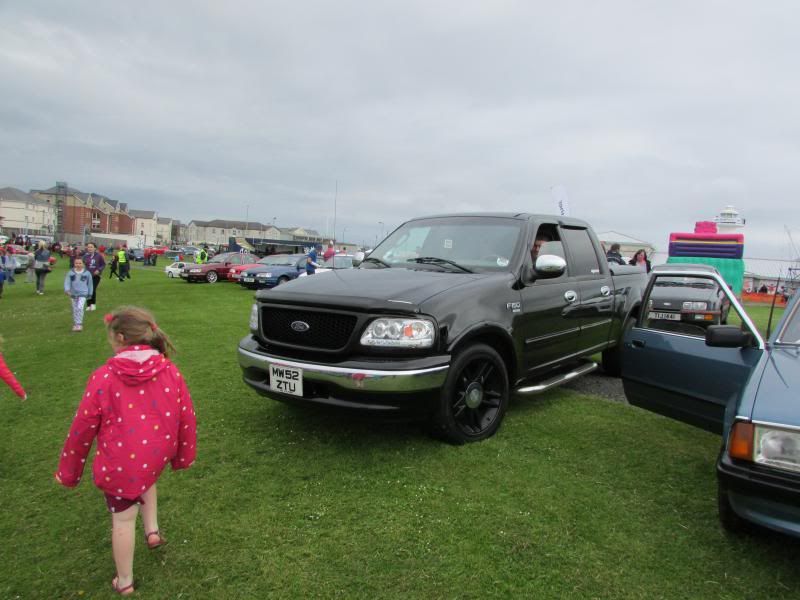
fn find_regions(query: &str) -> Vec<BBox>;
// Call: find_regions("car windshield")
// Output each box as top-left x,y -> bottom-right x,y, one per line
259,255 -> 298,266
777,299 -> 800,344
654,277 -> 715,289
364,216 -> 523,272
323,255 -> 354,269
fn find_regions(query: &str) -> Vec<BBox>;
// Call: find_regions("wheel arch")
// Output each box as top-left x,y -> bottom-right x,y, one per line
447,324 -> 517,385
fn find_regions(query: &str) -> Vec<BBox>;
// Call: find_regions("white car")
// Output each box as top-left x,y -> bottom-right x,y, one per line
298,254 -> 356,277
165,261 -> 187,278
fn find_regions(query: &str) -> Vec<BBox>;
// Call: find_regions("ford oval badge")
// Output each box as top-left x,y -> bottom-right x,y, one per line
291,321 -> 310,332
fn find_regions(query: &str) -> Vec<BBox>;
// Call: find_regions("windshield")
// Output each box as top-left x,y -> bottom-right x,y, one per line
777,298 -> 800,344
654,277 -> 715,289
323,255 -> 354,269
364,216 -> 523,272
259,255 -> 299,266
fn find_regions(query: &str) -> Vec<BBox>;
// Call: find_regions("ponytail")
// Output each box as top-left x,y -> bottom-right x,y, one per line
104,306 -> 176,357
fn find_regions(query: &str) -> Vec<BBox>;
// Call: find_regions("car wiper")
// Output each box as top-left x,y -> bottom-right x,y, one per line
362,256 -> 391,268
408,257 -> 474,273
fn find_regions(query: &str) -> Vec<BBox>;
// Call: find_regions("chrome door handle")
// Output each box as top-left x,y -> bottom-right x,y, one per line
564,290 -> 578,303
600,286 -> 611,297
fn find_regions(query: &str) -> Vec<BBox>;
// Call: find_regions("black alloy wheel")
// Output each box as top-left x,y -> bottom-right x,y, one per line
433,343 -> 509,444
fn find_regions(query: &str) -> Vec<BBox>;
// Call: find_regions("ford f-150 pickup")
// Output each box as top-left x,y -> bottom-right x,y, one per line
238,213 -> 647,443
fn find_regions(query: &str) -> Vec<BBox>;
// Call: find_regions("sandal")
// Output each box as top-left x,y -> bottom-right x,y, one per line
112,576 -> 135,595
145,530 -> 166,549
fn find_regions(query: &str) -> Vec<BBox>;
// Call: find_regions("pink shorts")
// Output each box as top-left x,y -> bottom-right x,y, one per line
104,492 -> 144,513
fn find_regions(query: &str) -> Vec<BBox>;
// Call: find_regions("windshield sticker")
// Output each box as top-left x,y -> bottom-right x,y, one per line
443,239 -> 453,249
496,257 -> 509,267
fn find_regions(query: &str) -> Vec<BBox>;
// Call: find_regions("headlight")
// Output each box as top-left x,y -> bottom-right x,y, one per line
257,272 -> 270,278
360,317 -> 435,348
755,425 -> 800,473
682,301 -> 708,310
189,268 -> 202,273
249,303 -> 259,332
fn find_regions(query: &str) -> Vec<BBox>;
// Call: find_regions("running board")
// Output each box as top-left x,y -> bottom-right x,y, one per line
514,360 -> 598,395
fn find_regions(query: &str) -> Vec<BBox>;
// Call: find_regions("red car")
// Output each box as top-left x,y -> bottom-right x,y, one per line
180,252 -> 260,283
227,259 -> 263,282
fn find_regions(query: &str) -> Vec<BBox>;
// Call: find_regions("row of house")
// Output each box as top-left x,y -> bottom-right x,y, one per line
0,184 -> 181,246
2,182 -> 327,249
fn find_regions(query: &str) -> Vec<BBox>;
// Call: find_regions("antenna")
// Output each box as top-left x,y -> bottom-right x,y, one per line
765,270 -> 783,340
333,180 -> 338,244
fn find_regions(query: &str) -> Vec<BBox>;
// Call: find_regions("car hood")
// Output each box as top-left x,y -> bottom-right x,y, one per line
258,267 -> 483,312
751,347 -> 800,428
244,264 -> 299,275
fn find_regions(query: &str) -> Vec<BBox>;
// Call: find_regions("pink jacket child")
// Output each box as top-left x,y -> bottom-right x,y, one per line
57,345 -> 197,497
0,351 -> 27,400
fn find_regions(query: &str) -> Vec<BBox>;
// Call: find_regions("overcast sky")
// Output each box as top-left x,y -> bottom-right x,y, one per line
1,1 -> 799,258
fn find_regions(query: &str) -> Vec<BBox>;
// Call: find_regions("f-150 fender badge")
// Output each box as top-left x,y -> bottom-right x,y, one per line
506,302 -> 521,313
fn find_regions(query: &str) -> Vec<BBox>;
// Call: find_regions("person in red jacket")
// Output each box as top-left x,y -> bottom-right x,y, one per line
0,337 -> 27,400
55,306 -> 197,596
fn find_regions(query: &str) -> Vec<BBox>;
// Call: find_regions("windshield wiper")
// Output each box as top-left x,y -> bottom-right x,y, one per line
408,257 -> 473,273
362,256 -> 391,268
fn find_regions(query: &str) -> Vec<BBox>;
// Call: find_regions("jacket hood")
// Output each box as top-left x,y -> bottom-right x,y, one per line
106,345 -> 170,386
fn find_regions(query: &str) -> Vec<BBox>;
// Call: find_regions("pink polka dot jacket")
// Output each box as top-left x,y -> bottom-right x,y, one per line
56,345 -> 197,499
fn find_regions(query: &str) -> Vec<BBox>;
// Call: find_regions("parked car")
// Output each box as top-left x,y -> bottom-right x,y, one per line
5,244 -> 32,273
227,258 -> 265,282
164,261 -> 186,278
180,251 -> 259,283
239,254 -> 307,289
128,248 -> 145,262
646,264 -> 731,333
238,213 -> 647,443
298,253 -> 356,277
622,266 -> 800,538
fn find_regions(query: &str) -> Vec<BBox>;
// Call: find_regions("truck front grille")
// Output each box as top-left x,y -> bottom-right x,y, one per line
261,307 -> 358,350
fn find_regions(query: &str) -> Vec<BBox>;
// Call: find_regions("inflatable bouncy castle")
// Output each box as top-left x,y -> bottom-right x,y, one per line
666,221 -> 745,294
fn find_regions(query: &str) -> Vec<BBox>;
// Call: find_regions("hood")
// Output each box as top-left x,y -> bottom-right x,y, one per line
260,267 -> 486,312
106,345 -> 170,386
245,264 -> 300,275
750,347 -> 800,428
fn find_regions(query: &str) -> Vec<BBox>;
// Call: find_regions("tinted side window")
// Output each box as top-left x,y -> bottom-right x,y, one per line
561,228 -> 600,276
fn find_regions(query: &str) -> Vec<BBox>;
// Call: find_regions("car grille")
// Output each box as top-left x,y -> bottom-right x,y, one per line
261,307 -> 358,350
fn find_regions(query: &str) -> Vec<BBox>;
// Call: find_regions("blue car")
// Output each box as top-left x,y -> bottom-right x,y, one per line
622,265 -> 800,538
238,254 -> 307,289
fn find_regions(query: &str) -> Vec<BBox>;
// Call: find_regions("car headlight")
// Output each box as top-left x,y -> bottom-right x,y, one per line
189,268 -> 202,273
257,272 -> 270,278
249,303 -> 259,332
682,301 -> 708,310
360,317 -> 435,348
755,425 -> 800,473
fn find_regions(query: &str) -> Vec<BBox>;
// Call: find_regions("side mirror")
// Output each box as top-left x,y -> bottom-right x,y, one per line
353,251 -> 365,267
706,325 -> 753,348
534,254 -> 567,279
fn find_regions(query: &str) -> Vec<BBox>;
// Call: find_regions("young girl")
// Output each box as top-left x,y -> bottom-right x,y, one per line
64,257 -> 94,332
55,306 -> 197,595
0,336 -> 27,400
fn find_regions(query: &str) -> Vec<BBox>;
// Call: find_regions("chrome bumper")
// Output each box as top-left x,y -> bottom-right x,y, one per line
238,346 -> 450,394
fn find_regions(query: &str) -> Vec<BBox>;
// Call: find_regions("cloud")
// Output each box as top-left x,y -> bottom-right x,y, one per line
1,1 -> 798,255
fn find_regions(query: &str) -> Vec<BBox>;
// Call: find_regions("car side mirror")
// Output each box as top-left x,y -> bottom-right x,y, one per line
534,254 -> 567,279
705,325 -> 753,348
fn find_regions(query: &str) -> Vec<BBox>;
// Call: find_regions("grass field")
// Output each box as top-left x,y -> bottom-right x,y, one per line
1,262 -> 798,599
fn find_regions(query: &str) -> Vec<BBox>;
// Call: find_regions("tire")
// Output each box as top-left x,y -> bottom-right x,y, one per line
206,271 -> 218,284
168,272 -> 174,278
431,343 -> 510,444
718,481 -> 750,534
277,276 -> 290,285
602,316 -> 634,377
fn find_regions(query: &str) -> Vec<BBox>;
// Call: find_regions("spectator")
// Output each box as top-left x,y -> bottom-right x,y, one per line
33,241 -> 51,295
83,242 -> 106,312
25,247 -> 35,283
0,335 -> 27,400
606,243 -> 626,265
629,249 -> 651,273
1,246 -> 16,286
323,242 -> 335,261
64,257 -> 93,332
195,245 -> 209,264
531,232 -> 553,263
116,246 -> 130,281
306,244 -> 322,275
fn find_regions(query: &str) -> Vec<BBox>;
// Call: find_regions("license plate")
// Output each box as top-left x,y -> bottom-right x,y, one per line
649,311 -> 680,321
243,277 -> 255,283
269,364 -> 303,396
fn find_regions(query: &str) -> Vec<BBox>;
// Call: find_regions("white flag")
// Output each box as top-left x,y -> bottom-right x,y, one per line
551,185 -> 570,216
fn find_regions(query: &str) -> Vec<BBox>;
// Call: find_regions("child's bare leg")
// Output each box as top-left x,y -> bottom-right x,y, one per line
111,503 -> 139,589
141,484 -> 160,540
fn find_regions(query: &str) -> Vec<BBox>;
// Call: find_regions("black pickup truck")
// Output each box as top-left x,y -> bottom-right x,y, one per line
238,213 -> 647,443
